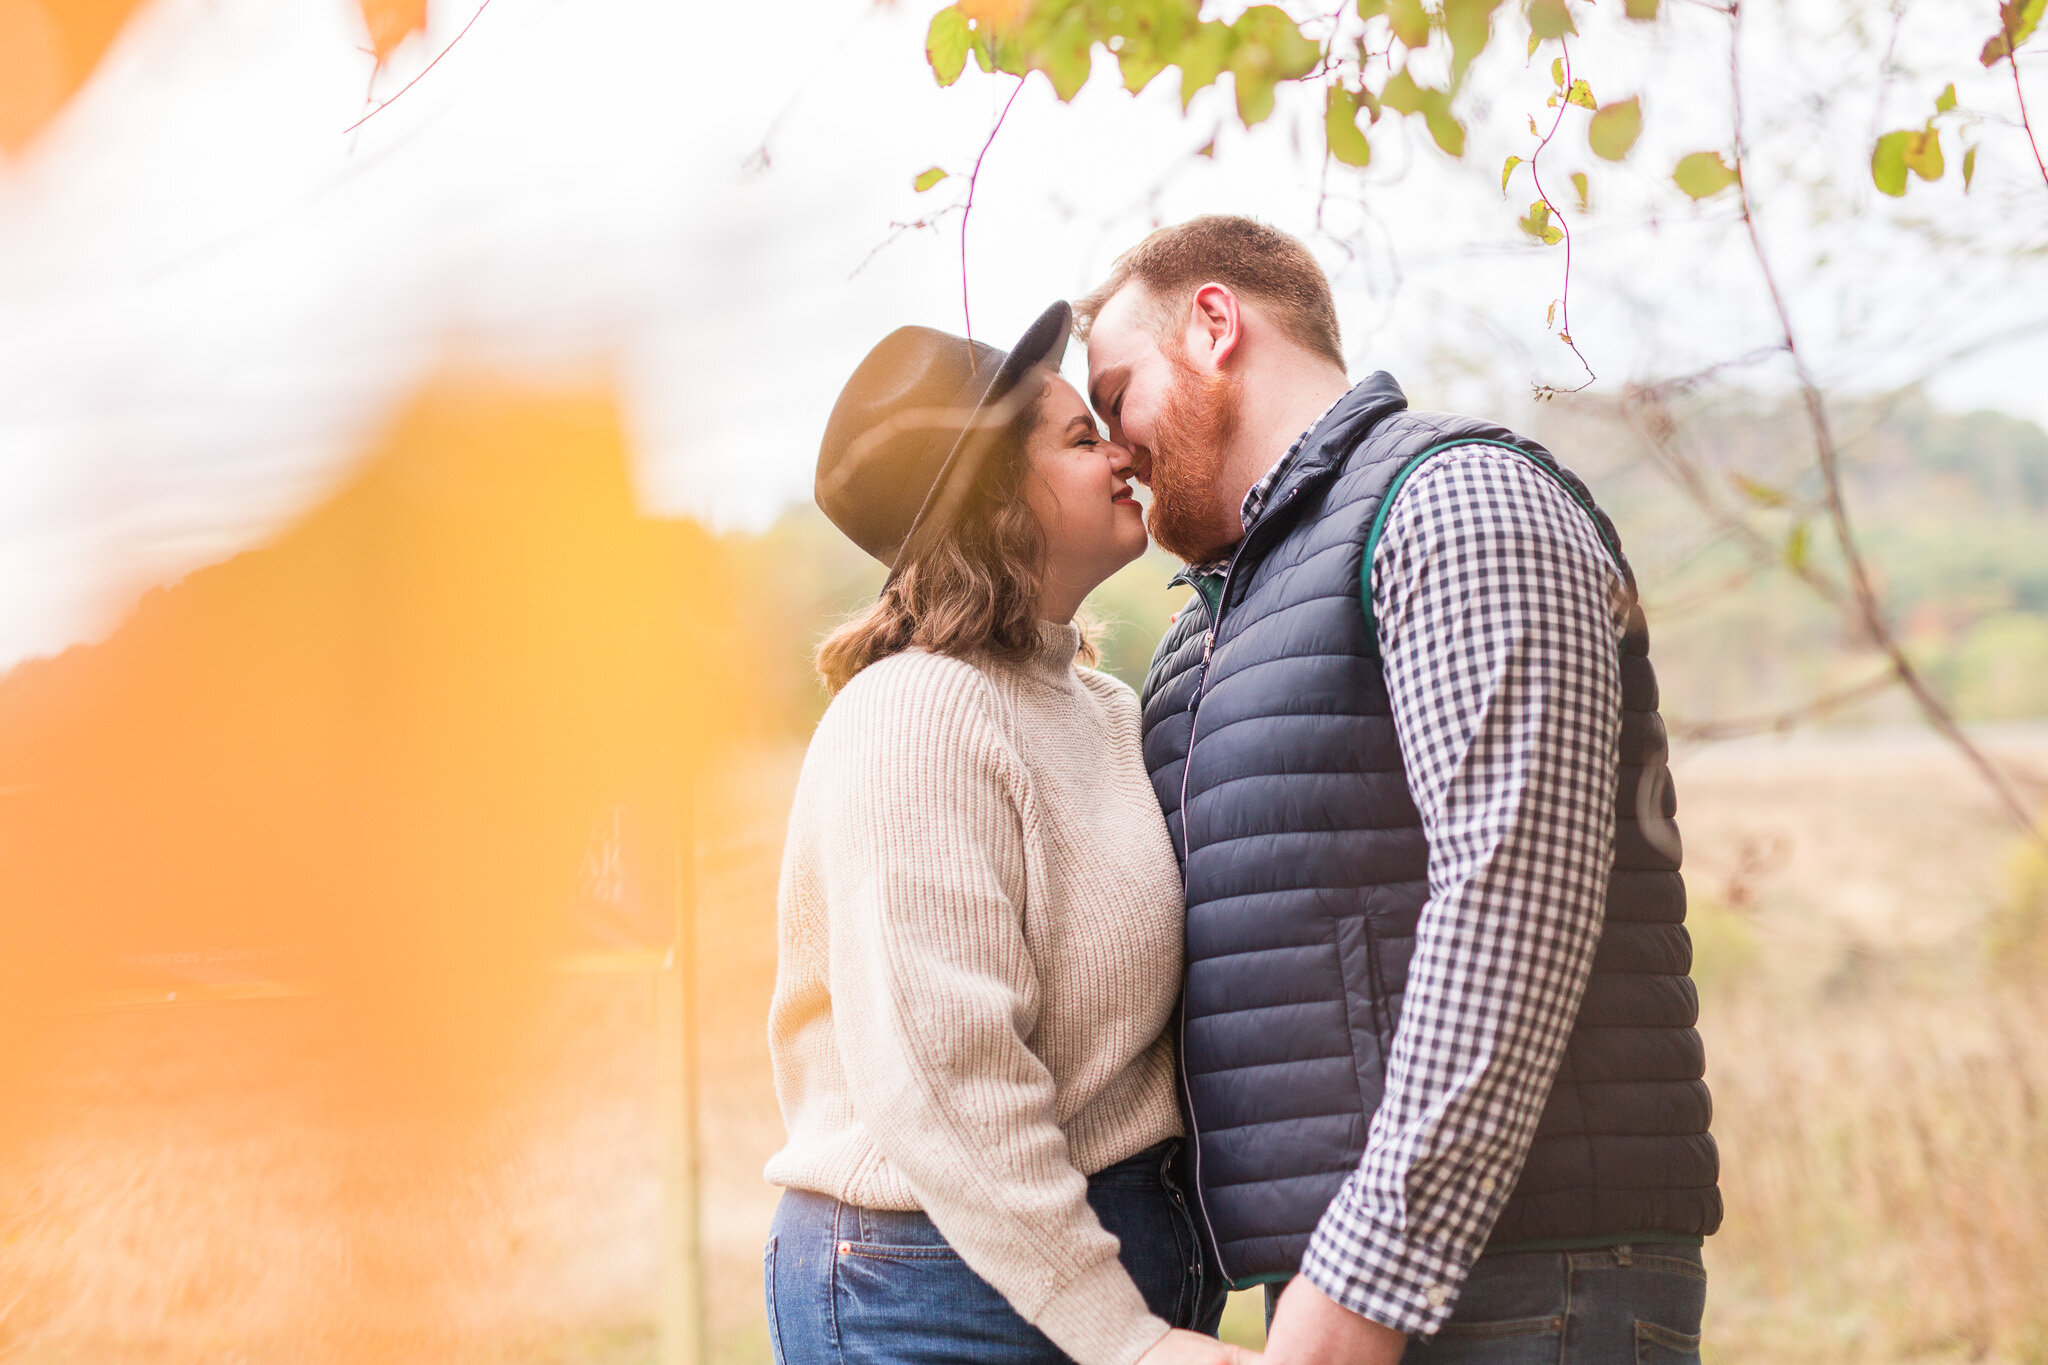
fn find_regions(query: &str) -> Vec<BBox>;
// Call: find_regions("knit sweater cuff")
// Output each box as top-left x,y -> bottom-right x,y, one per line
1030,1254 -> 1173,1365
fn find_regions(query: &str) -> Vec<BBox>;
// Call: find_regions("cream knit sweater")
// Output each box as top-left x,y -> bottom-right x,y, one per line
764,623 -> 1187,1365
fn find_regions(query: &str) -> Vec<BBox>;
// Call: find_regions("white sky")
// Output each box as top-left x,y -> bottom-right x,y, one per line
1,0 -> 2043,669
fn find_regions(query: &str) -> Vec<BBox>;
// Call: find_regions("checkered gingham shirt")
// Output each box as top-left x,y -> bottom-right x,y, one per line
1187,438 -> 1625,1337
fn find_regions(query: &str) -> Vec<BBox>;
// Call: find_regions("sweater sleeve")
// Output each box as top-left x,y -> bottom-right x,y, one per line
815,657 -> 1172,1365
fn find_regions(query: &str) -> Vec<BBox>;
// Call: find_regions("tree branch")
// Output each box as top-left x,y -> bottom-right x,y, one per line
2008,50 -> 2048,192
1528,38 -> 1595,396
1666,668 -> 1899,742
343,0 -> 496,137
959,79 -> 1027,346
1599,384 -> 1850,611
1724,0 -> 2045,843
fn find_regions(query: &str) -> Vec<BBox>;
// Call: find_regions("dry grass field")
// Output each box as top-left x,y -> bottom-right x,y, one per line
3,728 -> 2046,1364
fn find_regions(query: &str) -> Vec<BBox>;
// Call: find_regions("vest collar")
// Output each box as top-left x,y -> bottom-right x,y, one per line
1256,371 -> 1410,515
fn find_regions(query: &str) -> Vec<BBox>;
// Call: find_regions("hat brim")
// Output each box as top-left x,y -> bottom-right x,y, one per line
885,300 -> 1073,582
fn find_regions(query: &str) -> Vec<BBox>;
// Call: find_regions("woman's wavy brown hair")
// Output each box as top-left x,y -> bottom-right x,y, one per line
815,374 -> 1101,695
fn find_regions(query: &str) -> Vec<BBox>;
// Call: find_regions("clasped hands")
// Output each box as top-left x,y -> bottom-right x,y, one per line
1136,1275 -> 1407,1365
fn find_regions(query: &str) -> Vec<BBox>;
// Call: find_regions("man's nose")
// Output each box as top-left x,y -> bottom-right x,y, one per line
1124,445 -> 1153,486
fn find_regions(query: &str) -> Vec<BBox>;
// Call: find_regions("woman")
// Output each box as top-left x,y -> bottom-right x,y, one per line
762,303 -> 1243,1365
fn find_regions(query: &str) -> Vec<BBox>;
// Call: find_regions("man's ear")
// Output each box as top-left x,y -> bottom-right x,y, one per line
1185,283 -> 1242,371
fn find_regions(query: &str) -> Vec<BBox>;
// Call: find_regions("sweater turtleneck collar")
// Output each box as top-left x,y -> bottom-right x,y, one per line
1026,619 -> 1083,683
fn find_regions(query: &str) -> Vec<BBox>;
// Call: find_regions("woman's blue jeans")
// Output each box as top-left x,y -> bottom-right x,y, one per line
765,1140 -> 1227,1365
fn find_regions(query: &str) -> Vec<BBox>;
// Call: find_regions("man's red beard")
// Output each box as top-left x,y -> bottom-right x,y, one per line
1143,344 -> 1244,564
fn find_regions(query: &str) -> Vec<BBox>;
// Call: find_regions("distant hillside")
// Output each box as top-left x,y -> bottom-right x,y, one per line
1519,388 -> 2048,731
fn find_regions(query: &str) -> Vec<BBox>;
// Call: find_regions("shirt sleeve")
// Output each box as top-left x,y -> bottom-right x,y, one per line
1297,446 -> 1625,1336
815,659 -> 1171,1365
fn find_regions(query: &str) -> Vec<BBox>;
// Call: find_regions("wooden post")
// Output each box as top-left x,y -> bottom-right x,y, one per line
658,783 -> 705,1365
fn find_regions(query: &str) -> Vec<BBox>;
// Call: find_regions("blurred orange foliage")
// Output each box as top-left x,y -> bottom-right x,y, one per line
0,0 -> 434,153
360,0 -> 429,62
0,374 -> 754,1108
0,0 -> 148,152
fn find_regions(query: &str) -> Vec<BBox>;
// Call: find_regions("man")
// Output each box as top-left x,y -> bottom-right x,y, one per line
1075,216 -> 1719,1363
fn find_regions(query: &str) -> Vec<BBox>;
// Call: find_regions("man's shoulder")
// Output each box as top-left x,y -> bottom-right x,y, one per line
1343,407 -> 1517,456
1376,442 -> 1622,582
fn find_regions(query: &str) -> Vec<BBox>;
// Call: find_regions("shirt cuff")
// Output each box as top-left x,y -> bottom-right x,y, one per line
1298,1174 -> 1475,1337
1029,1252 -> 1173,1365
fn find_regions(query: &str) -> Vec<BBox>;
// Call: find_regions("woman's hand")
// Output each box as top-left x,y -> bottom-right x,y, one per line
1136,1327 -> 1262,1365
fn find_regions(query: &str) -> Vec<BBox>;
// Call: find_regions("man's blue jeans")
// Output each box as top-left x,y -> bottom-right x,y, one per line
1268,1243 -> 1707,1362
765,1140 -> 1227,1365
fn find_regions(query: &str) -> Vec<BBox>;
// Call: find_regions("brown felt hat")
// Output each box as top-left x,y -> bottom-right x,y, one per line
816,301 -> 1072,580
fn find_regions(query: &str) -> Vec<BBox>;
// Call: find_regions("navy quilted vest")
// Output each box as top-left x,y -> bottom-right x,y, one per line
1140,374 -> 1721,1286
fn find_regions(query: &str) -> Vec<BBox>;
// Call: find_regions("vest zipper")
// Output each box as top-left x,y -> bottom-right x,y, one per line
1173,484 -> 1301,1283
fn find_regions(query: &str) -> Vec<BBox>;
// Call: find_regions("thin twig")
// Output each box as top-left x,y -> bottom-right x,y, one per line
1600,384 -> 1849,609
1527,38 -> 1596,396
849,208 -> 963,280
1724,0 -> 2045,843
344,0 -> 496,136
959,79 -> 1027,346
1667,669 -> 1900,742
2008,51 -> 2048,191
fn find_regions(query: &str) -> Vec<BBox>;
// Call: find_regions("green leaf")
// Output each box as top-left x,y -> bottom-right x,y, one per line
1983,0 -> 2046,64
1326,84 -> 1374,166
1519,198 -> 1563,243
2017,0 -> 2047,45
1502,153 -> 1523,192
1571,169 -> 1590,210
1227,5 -> 1322,126
1176,20 -> 1235,109
1871,129 -> 1910,195
1441,0 -> 1504,86
1935,81 -> 1958,114
1588,96 -> 1642,160
1120,45 -> 1171,94
1785,521 -> 1810,571
1033,25 -> 1094,100
1623,0 -> 1659,17
1381,66 -> 1425,114
1357,0 -> 1392,19
1729,471 -> 1790,507
1551,56 -> 1565,88
1673,149 -> 1739,199
1526,0 -> 1577,41
1425,103 -> 1467,155
1390,0 -> 1432,47
912,166 -> 950,193
1903,125 -> 1944,180
927,6 -> 971,86
1964,144 -> 1979,190
1565,77 -> 1596,109
1383,69 -> 1466,155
